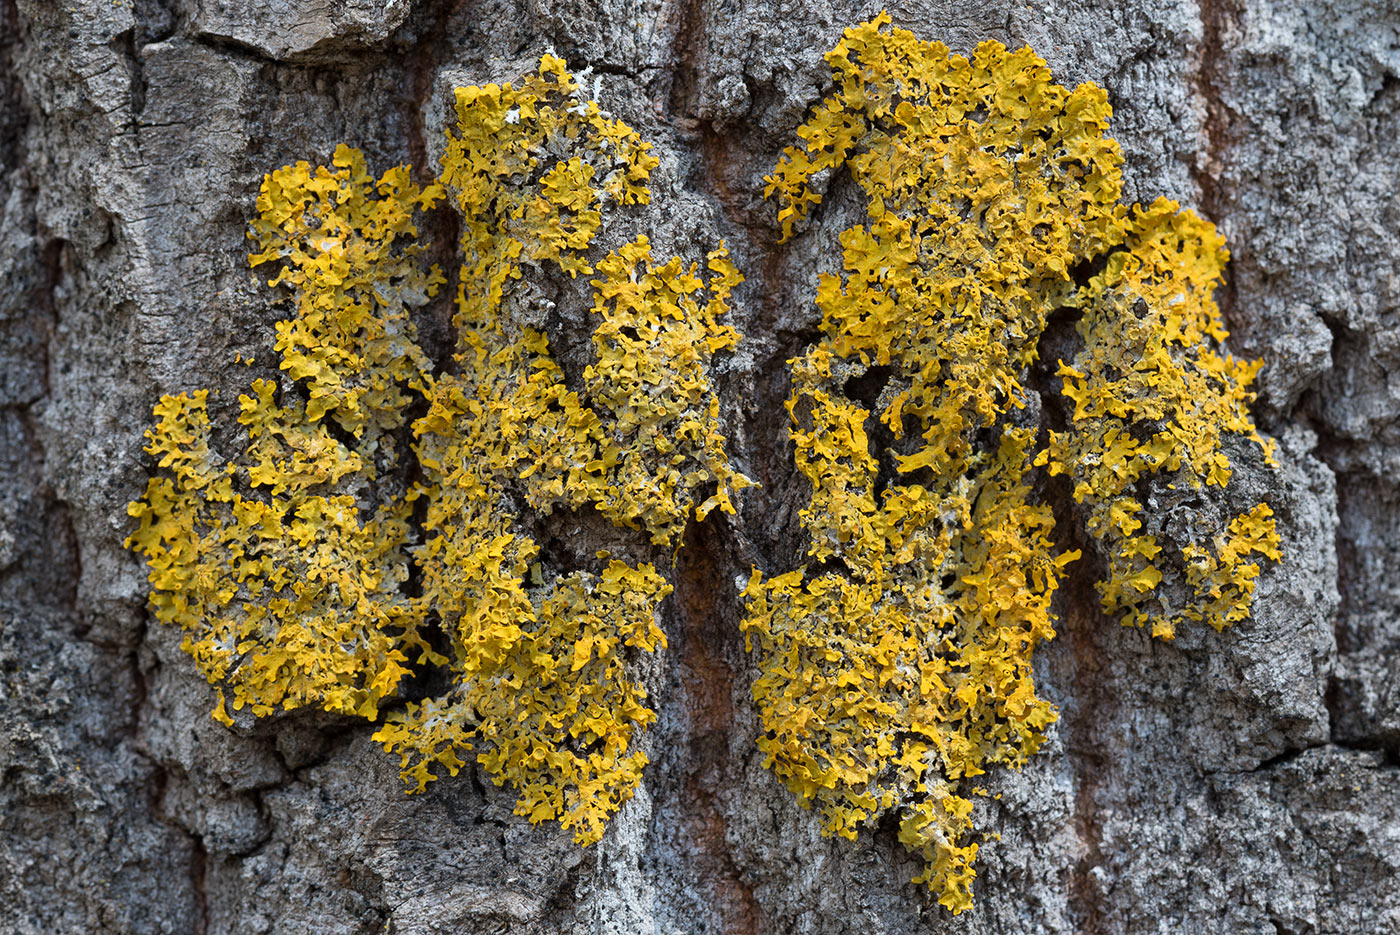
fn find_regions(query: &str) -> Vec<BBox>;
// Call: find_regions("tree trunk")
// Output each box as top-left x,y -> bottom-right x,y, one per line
1,1 -> 1396,933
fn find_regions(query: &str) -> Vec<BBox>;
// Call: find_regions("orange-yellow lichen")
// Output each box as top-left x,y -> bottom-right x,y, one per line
376,57 -> 750,842
126,147 -> 441,727
375,560 -> 669,843
1043,200 -> 1279,638
129,59 -> 750,849
747,14 -> 1279,911
127,24 -> 1283,903
428,55 -> 750,546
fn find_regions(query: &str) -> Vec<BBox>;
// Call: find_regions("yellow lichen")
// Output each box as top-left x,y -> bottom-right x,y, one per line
129,60 -> 750,848
377,560 -> 669,844
247,145 -> 444,433
127,25 -> 1283,902
1043,199 -> 1280,638
747,14 -> 1279,911
428,55 -> 750,544
126,146 -> 442,726
377,57 -> 751,842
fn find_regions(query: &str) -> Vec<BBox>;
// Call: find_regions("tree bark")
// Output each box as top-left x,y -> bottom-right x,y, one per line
1,1 -> 1396,933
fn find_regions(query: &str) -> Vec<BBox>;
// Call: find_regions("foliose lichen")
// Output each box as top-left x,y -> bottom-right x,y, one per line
127,20 -> 1282,912
376,56 -> 751,843
128,57 -> 749,846
744,13 -> 1280,911
126,146 -> 442,727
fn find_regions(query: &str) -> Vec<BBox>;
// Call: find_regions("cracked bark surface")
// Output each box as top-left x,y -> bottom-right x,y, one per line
1,1 -> 1397,933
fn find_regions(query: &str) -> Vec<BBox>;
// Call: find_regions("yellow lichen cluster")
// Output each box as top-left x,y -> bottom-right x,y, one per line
246,145 -> 443,435
429,55 -> 751,548
127,24 -> 1282,908
373,57 -> 750,843
128,60 -> 749,847
746,14 -> 1279,911
126,146 -> 442,726
1044,200 -> 1280,638
373,558 -> 670,844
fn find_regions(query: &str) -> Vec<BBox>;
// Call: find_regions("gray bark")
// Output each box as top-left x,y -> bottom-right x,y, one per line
1,1 -> 1397,933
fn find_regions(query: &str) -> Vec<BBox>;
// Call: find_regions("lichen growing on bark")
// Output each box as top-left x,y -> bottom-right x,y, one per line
127,21 -> 1279,908
125,146 -> 442,727
745,13 -> 1280,911
379,56 -> 751,842
127,59 -> 749,846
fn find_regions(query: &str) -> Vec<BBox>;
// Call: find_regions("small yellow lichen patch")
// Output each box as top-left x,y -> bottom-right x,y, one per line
749,14 -> 1278,911
440,53 -> 656,311
126,148 -> 443,725
1180,502 -> 1281,633
555,236 -> 752,543
381,561 -> 669,844
1045,199 -> 1279,638
248,145 -> 444,434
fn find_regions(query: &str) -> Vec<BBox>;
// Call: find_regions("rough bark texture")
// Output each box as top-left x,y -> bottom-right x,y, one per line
1,1 -> 1397,933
